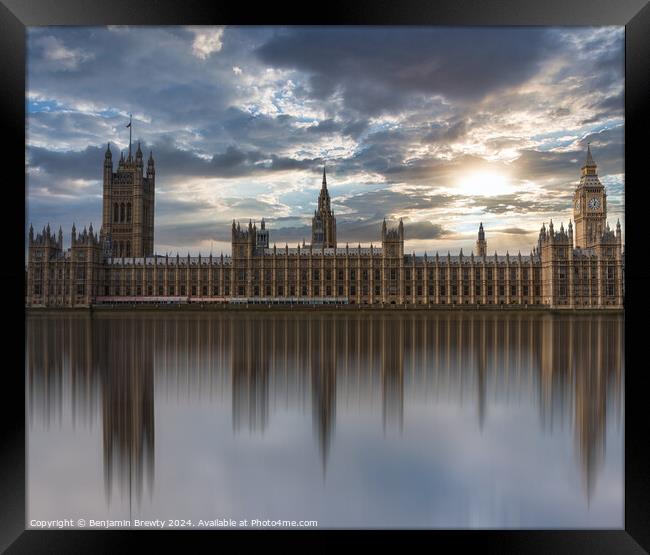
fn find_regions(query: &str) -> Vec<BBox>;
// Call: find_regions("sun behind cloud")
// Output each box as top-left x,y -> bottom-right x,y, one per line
454,171 -> 514,197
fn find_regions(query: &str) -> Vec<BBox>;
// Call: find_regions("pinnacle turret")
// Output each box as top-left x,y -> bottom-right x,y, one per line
476,222 -> 487,257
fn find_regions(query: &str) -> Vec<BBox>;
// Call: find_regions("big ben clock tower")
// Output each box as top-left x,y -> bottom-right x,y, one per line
573,144 -> 607,249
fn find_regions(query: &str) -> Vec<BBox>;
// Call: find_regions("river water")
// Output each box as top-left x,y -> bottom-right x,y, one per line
26,311 -> 624,529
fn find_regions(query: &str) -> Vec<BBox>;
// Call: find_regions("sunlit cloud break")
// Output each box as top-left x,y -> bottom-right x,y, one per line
188,26 -> 225,59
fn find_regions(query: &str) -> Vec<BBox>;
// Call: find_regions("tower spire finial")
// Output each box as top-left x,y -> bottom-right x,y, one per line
584,141 -> 595,167
322,163 -> 327,189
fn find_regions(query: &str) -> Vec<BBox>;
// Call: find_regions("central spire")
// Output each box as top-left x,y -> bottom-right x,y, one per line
312,163 -> 337,248
317,164 -> 331,213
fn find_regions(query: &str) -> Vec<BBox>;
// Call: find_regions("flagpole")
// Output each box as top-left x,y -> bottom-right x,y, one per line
128,114 -> 132,160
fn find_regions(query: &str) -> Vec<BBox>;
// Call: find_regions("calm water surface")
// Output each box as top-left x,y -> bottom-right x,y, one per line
26,311 -> 624,528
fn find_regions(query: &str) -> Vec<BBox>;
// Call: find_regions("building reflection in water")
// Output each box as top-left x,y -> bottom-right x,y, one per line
232,317 -> 269,433
26,311 -> 623,504
95,318 -> 155,508
310,316 -> 336,475
26,314 -> 155,509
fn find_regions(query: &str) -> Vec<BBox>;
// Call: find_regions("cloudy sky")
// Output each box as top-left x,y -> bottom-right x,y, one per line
26,26 -> 624,256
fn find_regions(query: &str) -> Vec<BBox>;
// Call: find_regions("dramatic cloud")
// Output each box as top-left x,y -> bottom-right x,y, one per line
26,26 -> 625,256
188,26 -> 225,59
499,227 -> 535,235
256,27 -> 561,114
34,35 -> 94,71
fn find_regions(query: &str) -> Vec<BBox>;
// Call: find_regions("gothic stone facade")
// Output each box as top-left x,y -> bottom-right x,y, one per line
26,145 -> 623,309
101,141 -> 155,259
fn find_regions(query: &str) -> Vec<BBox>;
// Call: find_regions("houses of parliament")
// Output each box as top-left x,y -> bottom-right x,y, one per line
26,142 -> 624,309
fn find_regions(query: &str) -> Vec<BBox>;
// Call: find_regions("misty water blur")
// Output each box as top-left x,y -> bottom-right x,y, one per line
26,311 -> 623,528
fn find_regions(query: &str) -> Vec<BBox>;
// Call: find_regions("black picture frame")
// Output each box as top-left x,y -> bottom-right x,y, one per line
2,1 -> 649,552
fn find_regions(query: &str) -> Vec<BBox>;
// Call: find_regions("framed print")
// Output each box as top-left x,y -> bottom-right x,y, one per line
2,0 -> 649,553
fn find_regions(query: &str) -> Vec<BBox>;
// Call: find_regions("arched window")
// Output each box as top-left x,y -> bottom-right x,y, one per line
126,241 -> 131,257
127,203 -> 132,222
113,203 -> 119,222
120,203 -> 125,222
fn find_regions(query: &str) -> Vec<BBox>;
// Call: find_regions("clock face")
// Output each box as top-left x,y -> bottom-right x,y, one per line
588,197 -> 601,210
